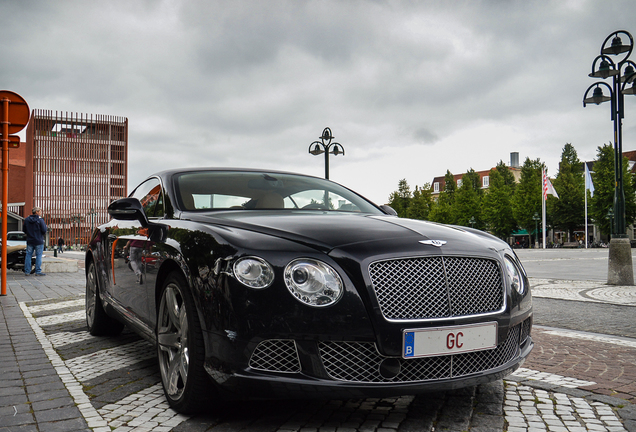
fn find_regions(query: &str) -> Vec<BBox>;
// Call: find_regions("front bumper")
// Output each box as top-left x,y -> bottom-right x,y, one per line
203,317 -> 533,400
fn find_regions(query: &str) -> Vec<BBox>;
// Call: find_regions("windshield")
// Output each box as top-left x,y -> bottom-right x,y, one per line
7,232 -> 27,241
174,171 -> 383,214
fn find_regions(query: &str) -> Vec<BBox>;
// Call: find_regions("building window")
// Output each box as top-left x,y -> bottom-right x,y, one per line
457,179 -> 463,188
433,182 -> 439,193
482,176 -> 489,188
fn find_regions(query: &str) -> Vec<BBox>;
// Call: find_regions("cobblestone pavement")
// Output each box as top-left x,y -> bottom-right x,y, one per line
1,269 -> 635,431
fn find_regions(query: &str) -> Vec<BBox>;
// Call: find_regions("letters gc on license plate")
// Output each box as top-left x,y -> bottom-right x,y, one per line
403,322 -> 497,358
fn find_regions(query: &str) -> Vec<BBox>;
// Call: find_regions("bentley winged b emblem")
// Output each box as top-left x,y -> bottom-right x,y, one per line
419,240 -> 447,247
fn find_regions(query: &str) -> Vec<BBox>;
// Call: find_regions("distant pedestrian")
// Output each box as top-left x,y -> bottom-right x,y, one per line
23,206 -> 48,276
57,236 -> 65,253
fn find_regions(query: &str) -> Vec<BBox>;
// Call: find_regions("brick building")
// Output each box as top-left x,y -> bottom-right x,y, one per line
430,152 -> 522,200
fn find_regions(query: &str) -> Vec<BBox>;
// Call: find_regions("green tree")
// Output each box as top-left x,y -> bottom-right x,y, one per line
441,170 -> 457,203
482,167 -> 516,239
428,199 -> 454,224
429,171 -> 456,224
550,143 -> 584,241
453,169 -> 482,227
388,179 -> 412,218
495,160 -> 517,190
511,157 -> 544,245
590,144 -> 636,237
407,184 -> 432,220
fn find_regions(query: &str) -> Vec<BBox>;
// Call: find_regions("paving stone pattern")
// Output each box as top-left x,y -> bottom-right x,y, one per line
1,270 -> 635,431
525,327 -> 636,404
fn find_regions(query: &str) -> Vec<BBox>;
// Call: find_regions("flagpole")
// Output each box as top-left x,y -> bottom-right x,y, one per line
584,163 -> 594,249
541,170 -> 547,249
585,191 -> 588,249
542,169 -> 547,249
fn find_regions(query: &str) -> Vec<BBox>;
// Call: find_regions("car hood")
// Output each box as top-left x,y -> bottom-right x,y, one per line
183,211 -> 506,255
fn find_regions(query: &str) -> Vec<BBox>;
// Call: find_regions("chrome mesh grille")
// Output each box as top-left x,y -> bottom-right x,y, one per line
369,256 -> 504,320
249,339 -> 301,373
452,325 -> 520,376
319,341 -> 450,383
520,317 -> 532,343
319,324 -> 521,383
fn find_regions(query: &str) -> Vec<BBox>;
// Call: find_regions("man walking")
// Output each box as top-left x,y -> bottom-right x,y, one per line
23,206 -> 48,276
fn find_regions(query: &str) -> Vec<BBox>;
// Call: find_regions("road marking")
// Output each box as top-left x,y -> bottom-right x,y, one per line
19,301 -> 110,431
66,340 -> 155,382
98,384 -> 189,429
20,299 -> 189,431
28,298 -> 85,313
35,310 -> 85,326
508,368 -> 596,388
48,330 -> 95,347
542,329 -> 636,349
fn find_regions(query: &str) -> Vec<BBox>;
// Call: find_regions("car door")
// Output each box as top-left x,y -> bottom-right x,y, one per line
110,177 -> 164,327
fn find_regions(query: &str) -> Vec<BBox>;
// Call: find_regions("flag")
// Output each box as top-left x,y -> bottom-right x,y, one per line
585,163 -> 595,197
543,169 -> 559,200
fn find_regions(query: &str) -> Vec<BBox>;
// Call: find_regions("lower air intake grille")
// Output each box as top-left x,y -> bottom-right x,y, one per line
319,324 -> 521,383
249,339 -> 301,373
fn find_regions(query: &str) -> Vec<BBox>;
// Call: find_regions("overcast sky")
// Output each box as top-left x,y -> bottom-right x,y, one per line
3,0 -> 636,205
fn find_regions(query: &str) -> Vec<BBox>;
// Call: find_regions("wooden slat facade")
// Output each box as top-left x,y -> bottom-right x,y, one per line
25,110 -> 128,247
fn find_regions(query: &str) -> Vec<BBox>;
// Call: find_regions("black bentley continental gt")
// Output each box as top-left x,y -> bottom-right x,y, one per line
85,168 -> 533,413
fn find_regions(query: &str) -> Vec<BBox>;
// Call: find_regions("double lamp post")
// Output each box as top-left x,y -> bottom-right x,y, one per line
583,30 -> 636,285
308,127 -> 345,180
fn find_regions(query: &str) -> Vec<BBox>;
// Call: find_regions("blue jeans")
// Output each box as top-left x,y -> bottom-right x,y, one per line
25,244 -> 44,275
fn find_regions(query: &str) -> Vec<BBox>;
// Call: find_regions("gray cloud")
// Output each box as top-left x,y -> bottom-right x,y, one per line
3,0 -> 636,204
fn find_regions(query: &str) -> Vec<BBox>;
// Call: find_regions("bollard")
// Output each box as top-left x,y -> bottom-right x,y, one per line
54,247 -> 57,257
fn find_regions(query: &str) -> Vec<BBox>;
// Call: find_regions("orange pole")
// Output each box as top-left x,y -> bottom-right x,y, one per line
1,98 -> 9,296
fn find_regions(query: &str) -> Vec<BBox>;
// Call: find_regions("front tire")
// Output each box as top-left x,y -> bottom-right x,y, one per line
86,261 -> 124,336
157,272 -> 209,413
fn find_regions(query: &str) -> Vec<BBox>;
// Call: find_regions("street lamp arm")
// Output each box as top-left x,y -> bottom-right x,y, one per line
601,30 -> 634,59
308,141 -> 326,155
583,82 -> 615,119
329,142 -> 345,156
621,71 -> 636,95
589,55 -> 619,79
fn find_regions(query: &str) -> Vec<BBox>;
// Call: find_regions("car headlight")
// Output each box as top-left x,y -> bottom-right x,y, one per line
504,255 -> 526,295
284,259 -> 344,307
233,256 -> 274,289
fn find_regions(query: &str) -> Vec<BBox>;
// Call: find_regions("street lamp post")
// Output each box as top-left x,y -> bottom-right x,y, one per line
532,212 -> 540,249
583,30 -> 636,285
308,127 -> 345,180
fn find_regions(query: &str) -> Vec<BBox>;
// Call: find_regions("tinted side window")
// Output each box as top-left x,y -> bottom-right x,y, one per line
131,178 -> 164,218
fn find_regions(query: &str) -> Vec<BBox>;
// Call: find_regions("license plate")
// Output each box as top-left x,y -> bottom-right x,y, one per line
403,322 -> 497,358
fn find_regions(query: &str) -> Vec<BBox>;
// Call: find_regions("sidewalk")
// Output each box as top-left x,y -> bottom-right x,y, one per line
1,270 -> 635,431
1,272 -> 89,431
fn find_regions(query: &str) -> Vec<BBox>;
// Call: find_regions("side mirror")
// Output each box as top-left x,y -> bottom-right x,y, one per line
379,204 -> 398,216
108,198 -> 150,226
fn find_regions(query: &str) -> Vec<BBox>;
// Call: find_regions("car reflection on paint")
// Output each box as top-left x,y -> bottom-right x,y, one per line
85,168 -> 533,414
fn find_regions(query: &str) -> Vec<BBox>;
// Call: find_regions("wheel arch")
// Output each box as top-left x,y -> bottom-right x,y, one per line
154,255 -> 215,337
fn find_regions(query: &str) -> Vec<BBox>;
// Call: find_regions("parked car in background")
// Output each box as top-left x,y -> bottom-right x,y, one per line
7,231 -> 27,247
85,168 -> 533,414
2,232 -> 34,272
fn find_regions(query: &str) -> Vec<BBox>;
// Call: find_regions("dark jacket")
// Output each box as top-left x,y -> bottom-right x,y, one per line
23,214 -> 47,246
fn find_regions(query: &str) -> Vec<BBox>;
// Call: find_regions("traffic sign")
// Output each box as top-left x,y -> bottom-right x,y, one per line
0,90 -> 30,134
1,90 -> 29,296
